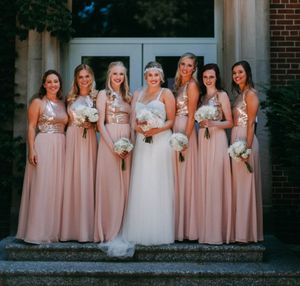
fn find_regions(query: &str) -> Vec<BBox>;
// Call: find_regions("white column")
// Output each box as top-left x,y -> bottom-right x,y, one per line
27,30 -> 42,103
223,0 -> 271,205
42,31 -> 60,71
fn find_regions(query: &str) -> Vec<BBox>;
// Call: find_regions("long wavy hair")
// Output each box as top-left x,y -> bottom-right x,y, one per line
67,64 -> 98,104
199,63 -> 223,97
36,70 -> 63,100
231,60 -> 254,94
174,52 -> 198,95
105,61 -> 131,103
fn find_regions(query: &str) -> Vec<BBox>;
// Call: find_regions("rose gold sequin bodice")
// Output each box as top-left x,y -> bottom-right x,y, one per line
105,92 -> 130,124
38,98 -> 68,133
233,93 -> 248,127
68,95 -> 94,127
202,94 -> 223,121
175,84 -> 189,116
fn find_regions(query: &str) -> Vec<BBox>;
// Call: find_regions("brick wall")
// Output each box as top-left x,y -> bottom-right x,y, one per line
270,0 -> 300,85
270,0 -> 300,242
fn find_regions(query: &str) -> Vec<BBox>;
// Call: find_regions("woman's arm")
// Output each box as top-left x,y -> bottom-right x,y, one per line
185,80 -> 199,138
96,90 -> 114,152
27,98 -> 42,166
245,89 -> 259,149
143,89 -> 175,137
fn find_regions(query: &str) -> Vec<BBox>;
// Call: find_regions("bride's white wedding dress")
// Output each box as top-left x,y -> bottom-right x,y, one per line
121,89 -> 175,245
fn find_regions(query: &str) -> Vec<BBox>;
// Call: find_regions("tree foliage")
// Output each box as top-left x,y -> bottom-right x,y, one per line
262,81 -> 300,183
16,0 -> 74,42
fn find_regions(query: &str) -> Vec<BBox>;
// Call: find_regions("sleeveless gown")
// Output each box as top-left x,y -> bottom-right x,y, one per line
16,97 -> 68,243
173,83 -> 198,241
122,89 -> 175,245
94,91 -> 131,242
198,94 -> 233,244
231,90 -> 263,242
61,95 -> 97,242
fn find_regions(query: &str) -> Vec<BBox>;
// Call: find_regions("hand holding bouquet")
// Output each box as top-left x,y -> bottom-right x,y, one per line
114,138 -> 134,171
194,105 -> 218,139
169,133 -> 189,162
75,106 -> 99,138
228,140 -> 253,173
136,108 -> 164,143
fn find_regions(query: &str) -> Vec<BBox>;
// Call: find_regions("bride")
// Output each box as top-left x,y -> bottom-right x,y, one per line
121,61 -> 176,245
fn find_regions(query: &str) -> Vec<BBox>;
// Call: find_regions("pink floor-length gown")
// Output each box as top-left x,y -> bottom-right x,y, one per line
61,95 -> 97,242
16,97 -> 68,244
231,90 -> 263,243
197,94 -> 233,244
94,91 -> 131,242
173,83 -> 198,241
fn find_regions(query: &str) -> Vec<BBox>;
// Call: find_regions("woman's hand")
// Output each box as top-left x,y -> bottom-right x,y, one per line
118,151 -> 129,159
143,127 -> 160,137
200,119 -> 215,128
28,149 -> 38,166
82,121 -> 93,129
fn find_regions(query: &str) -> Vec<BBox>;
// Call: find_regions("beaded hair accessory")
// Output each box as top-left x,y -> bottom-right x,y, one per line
143,67 -> 164,75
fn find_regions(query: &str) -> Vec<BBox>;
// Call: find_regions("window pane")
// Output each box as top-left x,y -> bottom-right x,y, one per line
73,0 -> 214,37
82,56 -> 130,90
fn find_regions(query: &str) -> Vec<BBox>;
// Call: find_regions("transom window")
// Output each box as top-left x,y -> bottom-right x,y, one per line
72,0 -> 214,37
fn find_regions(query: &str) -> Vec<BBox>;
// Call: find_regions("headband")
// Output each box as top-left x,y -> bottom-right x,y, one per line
143,67 -> 164,74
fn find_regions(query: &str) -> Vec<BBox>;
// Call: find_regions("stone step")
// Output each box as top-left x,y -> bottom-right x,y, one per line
0,260 -> 299,286
3,237 -> 265,263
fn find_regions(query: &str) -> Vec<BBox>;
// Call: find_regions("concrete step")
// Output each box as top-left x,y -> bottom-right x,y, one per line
0,260 -> 299,286
3,237 -> 265,263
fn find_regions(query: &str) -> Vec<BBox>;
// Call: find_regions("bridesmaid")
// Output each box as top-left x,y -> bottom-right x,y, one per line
61,64 -> 98,242
16,70 -> 68,243
94,62 -> 132,242
173,53 -> 200,241
231,60 -> 263,243
197,63 -> 233,244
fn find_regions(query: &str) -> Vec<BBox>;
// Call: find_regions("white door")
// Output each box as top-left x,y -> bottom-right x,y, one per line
67,38 -> 217,92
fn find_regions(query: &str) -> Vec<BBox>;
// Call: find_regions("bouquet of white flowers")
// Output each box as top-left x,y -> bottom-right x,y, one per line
75,106 -> 99,138
136,108 -> 164,143
169,133 -> 188,162
228,140 -> 253,173
194,105 -> 218,139
114,138 -> 134,171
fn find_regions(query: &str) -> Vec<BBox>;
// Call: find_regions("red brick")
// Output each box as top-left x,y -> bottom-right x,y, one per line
287,69 -> 300,74
286,25 -> 300,29
270,14 -> 285,19
277,19 -> 294,24
271,47 -> 286,52
277,9 -> 296,13
271,25 -> 286,30
286,47 -> 300,52
286,4 -> 300,8
277,41 -> 295,46
286,14 -> 300,19
271,36 -> 286,41
271,4 -> 286,8
281,31 -> 290,35
285,36 -> 300,40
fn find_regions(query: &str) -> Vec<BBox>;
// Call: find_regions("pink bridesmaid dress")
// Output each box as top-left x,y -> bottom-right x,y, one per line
94,91 -> 131,242
16,98 -> 68,243
61,95 -> 97,242
231,90 -> 263,243
197,94 -> 233,244
173,83 -> 198,241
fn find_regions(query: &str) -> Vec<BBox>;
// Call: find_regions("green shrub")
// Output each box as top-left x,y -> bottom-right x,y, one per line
263,81 -> 300,183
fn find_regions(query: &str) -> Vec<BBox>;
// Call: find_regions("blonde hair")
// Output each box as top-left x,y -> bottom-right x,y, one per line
174,53 -> 198,94
67,64 -> 98,104
105,61 -> 131,103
